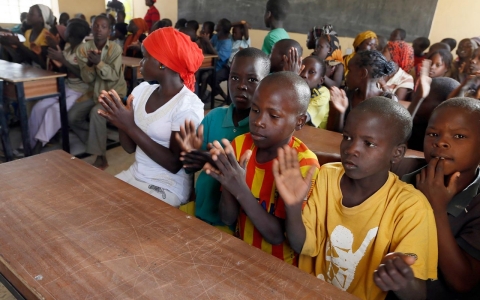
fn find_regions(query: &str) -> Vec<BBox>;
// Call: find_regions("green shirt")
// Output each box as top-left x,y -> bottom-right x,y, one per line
76,40 -> 127,102
195,105 -> 250,226
261,28 -> 290,55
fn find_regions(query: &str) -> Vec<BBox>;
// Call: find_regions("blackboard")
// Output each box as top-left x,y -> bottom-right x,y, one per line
178,0 -> 438,42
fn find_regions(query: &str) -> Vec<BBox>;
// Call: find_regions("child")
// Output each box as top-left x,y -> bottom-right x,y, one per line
412,37 -> 430,78
343,30 -> 377,76
379,62 -> 414,100
185,20 -> 199,33
385,38 -> 414,73
123,18 -> 148,57
112,22 -> 127,48
275,97 -> 438,300
427,49 -> 452,78
389,28 -> 406,41
269,38 -> 303,73
315,25 -> 344,88
203,71 -> 320,265
98,27 -> 204,207
402,98 -> 480,299
28,19 -> 91,153
116,10 -> 126,25
376,35 -> 387,53
300,56 -> 330,129
200,21 -> 215,40
10,12 -> 28,34
176,48 -> 271,232
451,39 -> 477,82
262,0 -> 290,55
174,18 -> 187,29
69,15 -> 127,169
306,26 -> 323,51
441,38 -> 457,52
144,0 -> 160,31
58,12 -> 69,27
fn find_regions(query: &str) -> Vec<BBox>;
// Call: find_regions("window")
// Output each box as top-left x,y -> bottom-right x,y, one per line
1,0 -> 55,24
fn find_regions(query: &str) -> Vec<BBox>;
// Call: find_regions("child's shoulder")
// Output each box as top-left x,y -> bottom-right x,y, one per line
387,172 -> 432,212
291,136 -> 320,166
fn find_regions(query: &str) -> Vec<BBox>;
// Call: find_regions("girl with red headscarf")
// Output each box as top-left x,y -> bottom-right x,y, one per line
98,27 -> 205,207
124,18 -> 149,57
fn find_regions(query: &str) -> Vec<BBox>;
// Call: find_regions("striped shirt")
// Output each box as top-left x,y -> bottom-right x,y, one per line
231,133 -> 320,265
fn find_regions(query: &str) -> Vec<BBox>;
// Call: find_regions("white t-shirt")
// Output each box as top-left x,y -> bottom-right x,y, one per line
228,38 -> 251,66
127,82 -> 204,202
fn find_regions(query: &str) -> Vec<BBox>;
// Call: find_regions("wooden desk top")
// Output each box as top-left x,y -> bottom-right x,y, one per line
121,56 -> 142,67
294,125 -> 424,159
0,150 -> 356,300
0,60 -> 66,83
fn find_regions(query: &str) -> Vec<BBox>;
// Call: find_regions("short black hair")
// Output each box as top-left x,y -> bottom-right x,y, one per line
273,39 -> 303,57
428,42 -> 450,54
179,26 -> 197,42
353,96 -> 413,144
266,0 -> 290,21
218,18 -> 232,34
175,18 -> 187,29
435,97 -> 480,121
162,18 -> 172,27
20,12 -> 28,22
117,10 -> 126,19
376,35 -> 388,52
186,20 -> 199,31
429,77 -> 460,102
413,37 -> 430,51
394,28 -> 406,40
151,20 -> 167,32
232,47 -> 271,78
355,50 -> 396,79
260,71 -> 311,114
426,49 -> 453,72
67,18 -> 91,40
93,14 -> 110,26
203,21 -> 215,32
441,38 -> 457,51
114,22 -> 128,36
304,55 -> 326,77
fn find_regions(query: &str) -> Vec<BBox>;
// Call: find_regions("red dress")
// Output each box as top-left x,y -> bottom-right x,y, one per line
144,5 -> 160,31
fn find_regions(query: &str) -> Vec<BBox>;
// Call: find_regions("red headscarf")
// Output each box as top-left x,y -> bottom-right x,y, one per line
143,27 -> 204,91
123,18 -> 149,55
387,40 -> 414,73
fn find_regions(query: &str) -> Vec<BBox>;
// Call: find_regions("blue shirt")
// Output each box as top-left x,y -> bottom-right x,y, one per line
211,34 -> 232,71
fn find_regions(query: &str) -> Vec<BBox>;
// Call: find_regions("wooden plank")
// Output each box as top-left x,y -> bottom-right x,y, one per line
0,151 -> 357,300
121,56 -> 141,68
0,60 -> 65,83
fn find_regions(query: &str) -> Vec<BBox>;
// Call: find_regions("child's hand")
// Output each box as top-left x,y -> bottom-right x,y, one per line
416,157 -> 461,213
374,252 -> 417,292
329,86 -> 349,113
97,90 -> 135,132
45,33 -> 59,49
87,50 -> 101,65
282,47 -> 304,75
176,120 -> 203,152
273,145 -> 317,207
47,45 -> 65,63
180,150 -> 211,171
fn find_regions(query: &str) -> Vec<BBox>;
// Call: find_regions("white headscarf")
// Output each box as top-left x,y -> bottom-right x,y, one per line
36,4 -> 54,30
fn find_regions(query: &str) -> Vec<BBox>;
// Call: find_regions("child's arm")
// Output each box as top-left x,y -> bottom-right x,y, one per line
206,139 -> 286,245
75,45 -> 97,83
94,44 -> 123,81
417,158 -> 480,292
326,86 -> 349,132
323,64 -> 344,88
219,189 -> 240,225
273,145 -> 317,253
374,253 -> 426,300
47,46 -> 82,78
241,21 -> 249,40
408,60 -> 432,118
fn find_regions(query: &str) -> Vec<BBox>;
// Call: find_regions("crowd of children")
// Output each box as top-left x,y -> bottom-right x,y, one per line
1,0 -> 480,299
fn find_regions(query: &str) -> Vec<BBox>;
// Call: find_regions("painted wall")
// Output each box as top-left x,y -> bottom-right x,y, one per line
57,0 -> 105,22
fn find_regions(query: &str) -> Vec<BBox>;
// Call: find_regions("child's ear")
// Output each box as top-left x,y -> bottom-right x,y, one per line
295,114 -> 308,131
361,67 -> 369,79
391,143 -> 407,165
319,75 -> 325,85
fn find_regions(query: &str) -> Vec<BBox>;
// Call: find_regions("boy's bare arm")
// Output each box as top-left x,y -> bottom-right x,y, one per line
206,139 -> 286,245
273,145 -> 317,253
326,87 -> 348,132
417,158 -> 480,292
219,189 -> 240,225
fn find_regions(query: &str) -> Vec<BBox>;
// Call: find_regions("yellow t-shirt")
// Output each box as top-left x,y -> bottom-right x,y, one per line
23,28 -> 49,50
307,86 -> 330,129
300,163 -> 438,300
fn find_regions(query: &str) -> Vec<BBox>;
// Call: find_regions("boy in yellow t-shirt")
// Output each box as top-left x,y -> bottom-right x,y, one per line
273,97 -> 438,300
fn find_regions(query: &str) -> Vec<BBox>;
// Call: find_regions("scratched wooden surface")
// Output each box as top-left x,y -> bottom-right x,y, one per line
0,150 -> 358,300
0,60 -> 65,83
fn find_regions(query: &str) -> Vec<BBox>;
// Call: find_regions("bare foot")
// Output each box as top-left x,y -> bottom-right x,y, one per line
92,155 -> 108,170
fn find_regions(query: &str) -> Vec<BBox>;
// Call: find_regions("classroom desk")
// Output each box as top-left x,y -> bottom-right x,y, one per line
0,150 -> 357,300
200,55 -> 218,109
122,56 -> 142,95
0,60 -> 68,161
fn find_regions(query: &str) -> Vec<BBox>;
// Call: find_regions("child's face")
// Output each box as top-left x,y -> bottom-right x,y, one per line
269,44 -> 284,73
140,45 -> 162,81
424,106 -> 480,177
429,54 -> 448,78
469,49 -> 480,75
457,39 -> 474,59
228,56 -> 265,111
341,110 -> 399,180
315,37 -> 330,60
92,18 -> 111,42
300,57 -> 325,90
232,26 -> 242,41
249,82 -> 304,152
200,23 -> 212,36
357,38 -> 377,51
346,55 -> 365,90
26,6 -> 43,26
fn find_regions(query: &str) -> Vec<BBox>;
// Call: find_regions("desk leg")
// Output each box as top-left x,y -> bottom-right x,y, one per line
0,81 -> 14,161
15,82 -> 31,157
210,60 -> 217,109
57,77 -> 70,153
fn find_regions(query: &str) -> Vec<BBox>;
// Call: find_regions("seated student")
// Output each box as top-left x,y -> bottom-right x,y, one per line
112,22 -> 127,48
269,38 -> 303,73
200,21 -> 215,40
123,18 -> 149,57
385,38 -> 415,74
379,62 -> 414,100
116,10 -> 126,25
185,20 -> 200,34
428,42 -> 451,55
176,48 -> 271,232
448,48 -> 480,100
389,28 -> 406,42
174,18 -> 187,29
262,0 -> 290,55
275,97 -> 438,300
98,28 -> 204,207
306,26 -> 323,53
144,0 -> 160,32
300,56 -> 330,129
402,97 -> 480,299
10,12 -> 28,34
407,76 -> 460,151
203,72 -> 320,265
179,27 -> 197,42
412,37 -> 430,78
75,13 -> 87,22
162,18 -> 173,27
376,35 -> 388,53
328,50 -> 396,132
441,37 -> 457,52
427,49 -> 453,78
315,25 -> 344,88
0,4 -> 55,69
451,39 -> 477,83
69,15 -> 127,169
28,19 -> 91,153
343,31 -> 377,76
